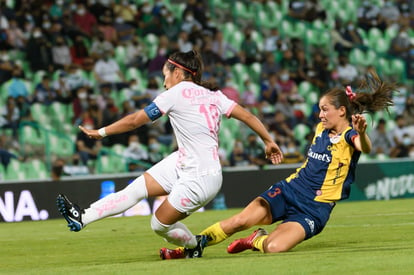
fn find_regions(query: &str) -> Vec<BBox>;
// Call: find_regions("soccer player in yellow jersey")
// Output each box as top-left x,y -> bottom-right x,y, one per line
161,69 -> 397,258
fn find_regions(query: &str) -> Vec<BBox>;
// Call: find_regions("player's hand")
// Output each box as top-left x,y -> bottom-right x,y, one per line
352,114 -> 367,135
79,125 -> 103,140
265,142 -> 284,164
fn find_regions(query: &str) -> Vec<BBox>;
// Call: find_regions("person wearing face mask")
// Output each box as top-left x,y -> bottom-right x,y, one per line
51,35 -> 71,70
123,134 -> 150,172
73,3 -> 98,36
25,28 -> 54,72
74,112 -> 102,166
389,25 -> 412,60
161,11 -> 181,41
180,10 -> 202,34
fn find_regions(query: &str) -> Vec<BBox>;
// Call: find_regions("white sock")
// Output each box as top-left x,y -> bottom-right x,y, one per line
82,176 -> 148,225
151,215 -> 197,248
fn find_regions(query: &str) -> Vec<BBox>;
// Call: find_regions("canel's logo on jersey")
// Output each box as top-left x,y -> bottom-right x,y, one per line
307,149 -> 331,162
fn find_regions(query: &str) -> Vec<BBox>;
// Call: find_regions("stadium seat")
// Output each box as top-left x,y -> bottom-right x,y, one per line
96,153 -> 127,174
232,1 -> 254,20
4,159 -> 25,180
24,159 -> 48,180
143,33 -> 159,59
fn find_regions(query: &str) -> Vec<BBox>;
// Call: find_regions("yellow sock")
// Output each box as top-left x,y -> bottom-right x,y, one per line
252,235 -> 268,253
199,222 -> 229,246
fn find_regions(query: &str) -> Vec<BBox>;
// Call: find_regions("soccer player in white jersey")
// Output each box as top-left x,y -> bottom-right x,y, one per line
56,50 -> 283,258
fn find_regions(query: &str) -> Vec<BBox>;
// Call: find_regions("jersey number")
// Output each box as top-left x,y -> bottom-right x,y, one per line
199,104 -> 220,135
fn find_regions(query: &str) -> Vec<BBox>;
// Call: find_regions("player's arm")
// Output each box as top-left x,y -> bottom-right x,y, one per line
79,102 -> 161,139
230,104 -> 283,164
352,114 -> 371,154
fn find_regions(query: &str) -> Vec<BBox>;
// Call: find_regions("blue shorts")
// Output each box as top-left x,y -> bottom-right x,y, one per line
259,181 -> 335,240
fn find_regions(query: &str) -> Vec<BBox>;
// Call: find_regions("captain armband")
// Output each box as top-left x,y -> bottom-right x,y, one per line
144,102 -> 162,121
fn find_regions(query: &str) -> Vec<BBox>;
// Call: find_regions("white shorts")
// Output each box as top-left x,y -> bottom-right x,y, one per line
147,152 -> 222,215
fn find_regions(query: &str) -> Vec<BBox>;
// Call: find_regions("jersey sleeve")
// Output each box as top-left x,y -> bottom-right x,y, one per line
153,88 -> 176,114
345,128 -> 358,147
217,90 -> 237,117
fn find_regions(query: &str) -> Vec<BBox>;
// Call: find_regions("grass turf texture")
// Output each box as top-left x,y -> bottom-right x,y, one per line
1,198 -> 414,275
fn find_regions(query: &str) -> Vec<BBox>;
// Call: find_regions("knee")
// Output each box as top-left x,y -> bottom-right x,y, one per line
150,215 -> 168,236
263,240 -> 292,253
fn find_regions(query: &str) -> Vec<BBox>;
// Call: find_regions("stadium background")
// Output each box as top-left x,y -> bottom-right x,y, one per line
0,0 -> 413,222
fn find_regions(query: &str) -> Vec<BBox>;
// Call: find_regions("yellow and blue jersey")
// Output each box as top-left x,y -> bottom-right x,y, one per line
286,122 -> 360,203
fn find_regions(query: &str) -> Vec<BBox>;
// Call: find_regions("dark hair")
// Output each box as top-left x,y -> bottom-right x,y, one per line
323,70 -> 397,121
165,50 -> 219,91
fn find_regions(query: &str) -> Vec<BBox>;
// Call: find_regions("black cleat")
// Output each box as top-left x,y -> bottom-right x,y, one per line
56,194 -> 84,232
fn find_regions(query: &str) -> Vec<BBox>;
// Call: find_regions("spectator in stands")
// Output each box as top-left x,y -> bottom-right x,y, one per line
389,24 -> 412,60
70,35 -> 91,67
93,49 -> 128,91
240,79 -> 259,111
75,113 -> 102,166
183,0 -> 208,28
390,132 -> 412,158
33,75 -> 56,105
147,43 -> 169,78
113,15 -> 135,45
211,30 -> 240,65
259,73 -> 279,108
6,66 -> 29,99
51,35 -> 72,70
161,10 -> 181,41
49,0 -> 65,21
6,18 -> 26,50
98,13 -> 118,46
89,31 -> 114,60
73,3 -> 98,37
0,134 -> 19,171
244,133 -> 267,167
369,118 -> 396,158
392,115 -> 411,148
357,0 -> 386,31
123,134 -> 149,172
25,27 -> 54,72
261,51 -> 281,80
335,54 -> 359,85
125,36 -> 148,70
288,0 -> 326,22
240,27 -> 260,65
282,139 -> 304,164
0,96 -> 19,138
268,110 -> 295,146
181,10 -> 203,34
379,0 -> 401,28
147,136 -> 164,165
229,140 -> 251,167
331,20 -> 357,55
177,30 -> 193,53
276,69 -> 298,97
113,0 -> 137,27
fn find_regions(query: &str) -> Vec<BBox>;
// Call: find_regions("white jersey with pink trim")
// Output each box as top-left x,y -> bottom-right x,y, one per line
153,81 -> 236,175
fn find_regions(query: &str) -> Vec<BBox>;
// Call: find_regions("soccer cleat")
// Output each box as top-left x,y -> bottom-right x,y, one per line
227,228 -> 268,254
56,194 -> 84,232
160,235 -> 208,260
185,235 -> 208,258
159,247 -> 186,260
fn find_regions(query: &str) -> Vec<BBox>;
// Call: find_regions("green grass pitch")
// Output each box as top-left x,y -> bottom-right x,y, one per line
1,198 -> 414,274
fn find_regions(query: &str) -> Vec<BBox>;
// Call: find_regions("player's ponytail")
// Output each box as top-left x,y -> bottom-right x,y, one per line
324,69 -> 398,121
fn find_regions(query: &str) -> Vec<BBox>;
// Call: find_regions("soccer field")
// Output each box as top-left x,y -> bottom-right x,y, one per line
1,198 -> 414,275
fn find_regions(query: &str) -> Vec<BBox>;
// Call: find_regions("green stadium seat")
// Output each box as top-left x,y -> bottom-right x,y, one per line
24,159 -> 48,180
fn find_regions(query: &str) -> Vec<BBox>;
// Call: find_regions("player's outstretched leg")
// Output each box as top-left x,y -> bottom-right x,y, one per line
56,194 -> 84,232
227,228 -> 268,254
160,235 -> 208,260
